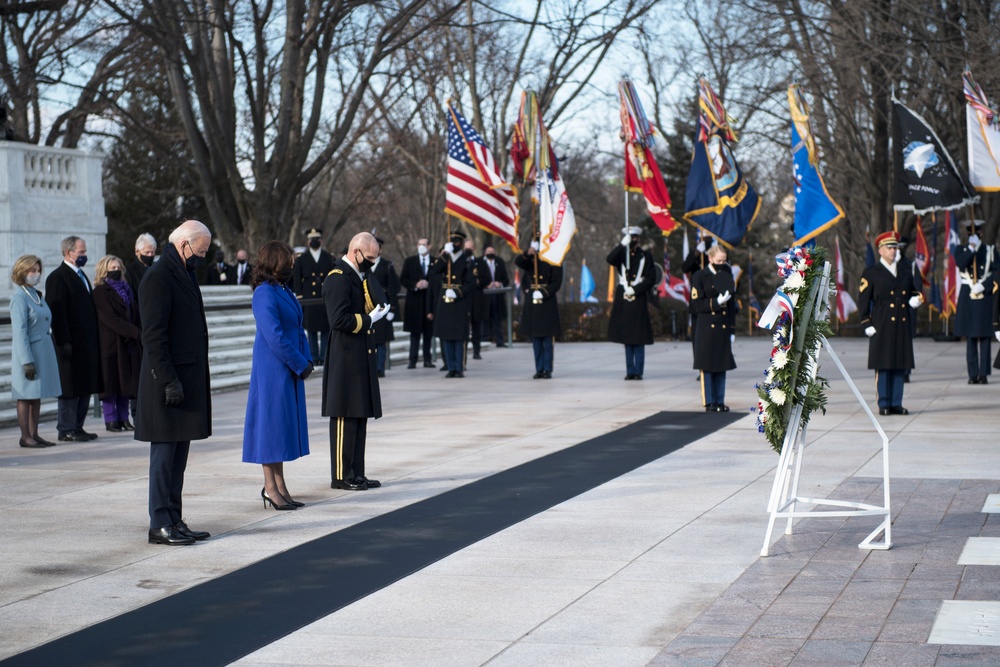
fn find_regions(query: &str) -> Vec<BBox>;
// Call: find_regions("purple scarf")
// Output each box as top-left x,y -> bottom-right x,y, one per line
106,278 -> 133,308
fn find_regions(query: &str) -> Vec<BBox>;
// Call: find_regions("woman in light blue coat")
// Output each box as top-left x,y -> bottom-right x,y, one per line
9,255 -> 62,448
242,241 -> 312,510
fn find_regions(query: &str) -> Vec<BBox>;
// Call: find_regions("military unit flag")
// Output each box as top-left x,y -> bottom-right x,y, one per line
619,79 -> 678,235
964,70 -> 1000,192
788,85 -> 843,245
833,236 -> 857,323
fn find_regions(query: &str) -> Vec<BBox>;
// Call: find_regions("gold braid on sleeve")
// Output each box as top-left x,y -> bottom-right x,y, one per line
362,278 -> 376,314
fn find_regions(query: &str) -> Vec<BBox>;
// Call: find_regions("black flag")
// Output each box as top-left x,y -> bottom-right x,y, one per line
892,100 -> 978,214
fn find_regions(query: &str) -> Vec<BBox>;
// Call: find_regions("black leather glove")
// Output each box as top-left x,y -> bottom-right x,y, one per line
300,362 -> 314,380
24,363 -> 36,380
164,380 -> 185,406
61,343 -> 73,360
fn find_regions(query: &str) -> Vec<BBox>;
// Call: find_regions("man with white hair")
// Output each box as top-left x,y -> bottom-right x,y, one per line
126,233 -> 157,308
135,220 -> 214,546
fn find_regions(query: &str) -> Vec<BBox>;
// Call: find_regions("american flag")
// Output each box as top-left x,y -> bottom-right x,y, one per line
445,103 -> 519,250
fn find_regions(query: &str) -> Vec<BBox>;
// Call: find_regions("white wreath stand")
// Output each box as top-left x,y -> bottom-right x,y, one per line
760,262 -> 892,557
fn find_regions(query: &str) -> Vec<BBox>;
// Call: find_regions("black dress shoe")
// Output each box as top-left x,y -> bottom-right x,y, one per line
714,404 -> 730,413
148,526 -> 196,546
496,343 -> 507,348
121,421 -> 135,431
58,432 -> 89,442
19,438 -> 48,448
407,362 -> 417,369
705,404 -> 715,412
533,372 -> 543,379
358,476 -> 381,488
174,520 -> 210,541
439,365 -> 448,371
969,377 -> 978,384
879,407 -> 891,416
473,353 -> 482,360
889,406 -> 909,415
79,430 -> 98,440
455,371 -> 465,378
377,370 -> 385,378
331,478 -> 368,491
982,377 -> 989,384
624,374 -> 635,380
106,421 -> 124,432
423,362 -> 436,368
634,375 -> 642,381
542,371 -> 552,379
445,370 -> 457,378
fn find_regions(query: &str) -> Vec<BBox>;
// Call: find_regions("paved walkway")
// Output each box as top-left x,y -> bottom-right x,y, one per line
0,335 -> 996,666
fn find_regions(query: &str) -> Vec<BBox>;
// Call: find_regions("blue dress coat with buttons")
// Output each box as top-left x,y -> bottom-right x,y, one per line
242,282 -> 311,463
8,286 -> 62,400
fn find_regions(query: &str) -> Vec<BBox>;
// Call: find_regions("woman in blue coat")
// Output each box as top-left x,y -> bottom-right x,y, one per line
243,242 -> 313,510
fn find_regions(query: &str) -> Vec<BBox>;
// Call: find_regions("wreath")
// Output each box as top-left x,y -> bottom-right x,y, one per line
754,245 -> 835,453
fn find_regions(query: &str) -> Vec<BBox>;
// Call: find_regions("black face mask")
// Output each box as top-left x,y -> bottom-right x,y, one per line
139,254 -> 154,267
215,252 -> 225,263
451,238 -> 464,249
355,251 -> 375,273
107,270 -> 122,281
308,239 -> 322,250
184,245 -> 205,271
74,254 -> 88,268
276,266 -> 293,283
485,253 -> 496,260
237,259 -> 247,266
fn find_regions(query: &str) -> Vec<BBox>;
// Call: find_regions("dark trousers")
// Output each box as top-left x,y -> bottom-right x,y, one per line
967,336 -> 992,379
701,371 -> 727,406
487,296 -> 505,344
408,324 -> 433,364
469,318 -> 484,355
875,369 -> 905,408
57,394 -> 91,436
442,339 -> 464,372
532,337 -> 554,373
149,441 -> 191,530
625,344 -> 646,377
307,329 -> 329,364
330,417 -> 367,481
376,343 -> 387,373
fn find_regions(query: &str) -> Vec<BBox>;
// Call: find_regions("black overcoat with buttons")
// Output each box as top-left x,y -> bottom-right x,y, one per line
430,253 -> 476,340
292,249 -> 336,331
514,253 -> 563,338
133,243 -> 212,442
321,258 -> 382,419
857,260 -> 918,370
689,265 -> 737,372
45,262 -> 102,397
607,244 -> 656,346
953,244 -> 995,338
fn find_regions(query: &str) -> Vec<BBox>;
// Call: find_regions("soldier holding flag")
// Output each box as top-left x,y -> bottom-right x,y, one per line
952,219 -> 996,384
515,234 -> 562,379
607,225 -> 656,380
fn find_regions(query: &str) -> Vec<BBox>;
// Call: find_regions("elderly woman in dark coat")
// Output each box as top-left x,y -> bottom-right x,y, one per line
690,244 -> 738,412
93,255 -> 142,432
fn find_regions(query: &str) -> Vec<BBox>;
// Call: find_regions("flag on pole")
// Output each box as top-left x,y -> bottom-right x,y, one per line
865,230 -> 876,269
913,217 -> 931,289
833,236 -> 857,323
964,69 -> 1000,192
892,98 -> 978,214
619,79 -> 679,235
685,79 -> 760,248
580,259 -> 597,303
929,216 -> 942,311
941,210 -> 960,317
445,101 -> 520,251
662,274 -> 690,304
788,85 -> 844,245
537,155 -> 577,266
747,252 -> 761,320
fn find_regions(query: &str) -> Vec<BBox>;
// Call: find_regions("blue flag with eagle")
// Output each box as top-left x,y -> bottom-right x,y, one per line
789,85 -> 844,245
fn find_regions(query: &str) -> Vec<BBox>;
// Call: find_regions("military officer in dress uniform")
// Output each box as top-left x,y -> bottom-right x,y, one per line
370,237 -> 400,378
292,228 -> 336,365
514,233 -> 562,379
858,230 -> 923,415
322,232 -> 389,491
690,244 -> 738,412
429,230 -> 476,377
952,219 -> 996,384
607,225 -> 656,380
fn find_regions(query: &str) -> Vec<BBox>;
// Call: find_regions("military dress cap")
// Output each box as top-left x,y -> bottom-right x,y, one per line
306,228 -> 323,238
449,230 -> 468,240
963,218 -> 986,228
375,237 -> 385,246
875,230 -> 901,248
622,225 -> 643,235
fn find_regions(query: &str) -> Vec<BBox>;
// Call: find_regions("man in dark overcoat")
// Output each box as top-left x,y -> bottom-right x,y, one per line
204,251 -> 234,285
45,235 -> 102,441
135,220 -> 213,546
322,232 -> 389,491
690,244 -> 738,412
370,237 -> 400,377
858,230 -> 923,415
399,237 -> 435,368
464,238 -> 489,360
514,236 -> 562,378
607,225 -> 656,380
952,219 -> 996,384
430,230 -> 477,377
479,245 -> 510,347
126,232 -> 157,299
293,227 -> 335,365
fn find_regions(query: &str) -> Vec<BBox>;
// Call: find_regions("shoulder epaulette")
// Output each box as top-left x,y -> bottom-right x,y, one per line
329,269 -> 343,275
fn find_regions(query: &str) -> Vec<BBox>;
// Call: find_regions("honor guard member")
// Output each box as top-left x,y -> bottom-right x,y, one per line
858,230 -> 923,415
952,219 -> 996,384
430,230 -> 476,377
370,237 -> 400,378
690,244 -> 738,411
292,228 -> 336,365
607,225 -> 656,380
993,270 -> 1000,371
514,233 -> 563,379
322,232 -> 388,491
682,234 -> 710,376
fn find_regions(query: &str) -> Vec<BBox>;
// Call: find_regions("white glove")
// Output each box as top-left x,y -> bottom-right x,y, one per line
696,240 -> 706,253
995,331 -> 1000,343
971,282 -> 985,296
865,326 -> 876,337
624,285 -> 635,297
369,303 -> 390,323
716,290 -> 731,305
530,241 -> 539,252
532,289 -> 543,300
386,311 -> 395,321
969,234 -> 981,250
730,334 -> 735,344
621,234 -> 631,247
908,295 -> 922,308
445,288 -> 457,299
444,242 -> 455,254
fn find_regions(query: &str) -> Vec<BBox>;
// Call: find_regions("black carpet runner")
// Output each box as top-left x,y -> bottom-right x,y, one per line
3,410 -> 742,667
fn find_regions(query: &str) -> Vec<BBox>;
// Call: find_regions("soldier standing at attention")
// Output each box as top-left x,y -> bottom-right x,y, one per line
292,228 -> 335,366
607,225 -> 656,380
514,233 -> 562,379
952,219 -> 996,384
430,230 -> 476,377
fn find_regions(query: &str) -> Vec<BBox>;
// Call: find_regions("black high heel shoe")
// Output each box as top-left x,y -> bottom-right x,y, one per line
261,487 -> 297,510
285,498 -> 305,508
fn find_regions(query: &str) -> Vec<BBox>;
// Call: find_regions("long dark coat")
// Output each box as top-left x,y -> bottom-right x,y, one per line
321,259 -> 382,418
689,265 -> 738,372
93,282 -> 142,399
858,260 -> 919,370
479,255 -> 510,319
954,244 -> 996,338
399,254 -> 433,333
993,273 -> 1000,370
134,243 -> 212,442
126,257 -> 149,301
430,253 -> 476,340
469,253 -> 490,323
45,262 -> 101,398
204,262 -> 234,285
514,253 -> 562,338
293,249 -> 336,331
371,257 -> 400,345
607,245 -> 656,346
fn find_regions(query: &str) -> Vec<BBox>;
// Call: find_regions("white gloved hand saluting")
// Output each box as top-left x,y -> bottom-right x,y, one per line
971,282 -> 986,296
908,295 -> 922,308
696,240 -> 706,253
716,290 -> 732,305
624,285 -> 635,297
969,234 -> 981,250
532,289 -> 543,301
443,242 -> 455,254
621,234 -> 631,247
369,303 -> 390,323
445,288 -> 457,300
865,326 -> 876,337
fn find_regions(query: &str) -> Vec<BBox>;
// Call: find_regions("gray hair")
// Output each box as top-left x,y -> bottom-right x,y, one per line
60,235 -> 82,256
135,233 -> 157,252
167,220 -> 211,245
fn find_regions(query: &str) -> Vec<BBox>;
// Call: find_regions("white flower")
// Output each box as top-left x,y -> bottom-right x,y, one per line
783,272 -> 805,290
772,349 -> 788,369
795,259 -> 808,272
770,388 -> 787,405
765,368 -> 775,383
759,397 -> 770,411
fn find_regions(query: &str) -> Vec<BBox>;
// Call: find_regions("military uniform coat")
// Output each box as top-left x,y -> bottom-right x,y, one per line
321,259 -> 382,419
858,260 -> 919,370
293,248 -> 335,331
430,253 -> 476,341
45,262 -> 102,398
514,253 -> 562,338
689,264 -> 738,372
400,254 -> 433,332
607,245 -> 656,346
134,243 -> 212,442
370,257 -> 400,345
93,282 -> 142,399
953,244 -> 996,338
993,273 -> 1000,370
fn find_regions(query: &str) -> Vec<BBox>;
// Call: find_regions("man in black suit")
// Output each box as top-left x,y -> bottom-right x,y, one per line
370,237 -> 400,377
293,227 -> 336,364
479,245 -> 510,347
464,238 -> 488,360
234,248 -> 252,286
204,250 -> 234,285
399,237 -> 435,368
126,232 -> 157,299
45,236 -> 102,442
135,220 -> 214,546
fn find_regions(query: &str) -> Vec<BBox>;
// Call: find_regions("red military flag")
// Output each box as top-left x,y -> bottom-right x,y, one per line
619,79 -> 678,235
913,217 -> 931,289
